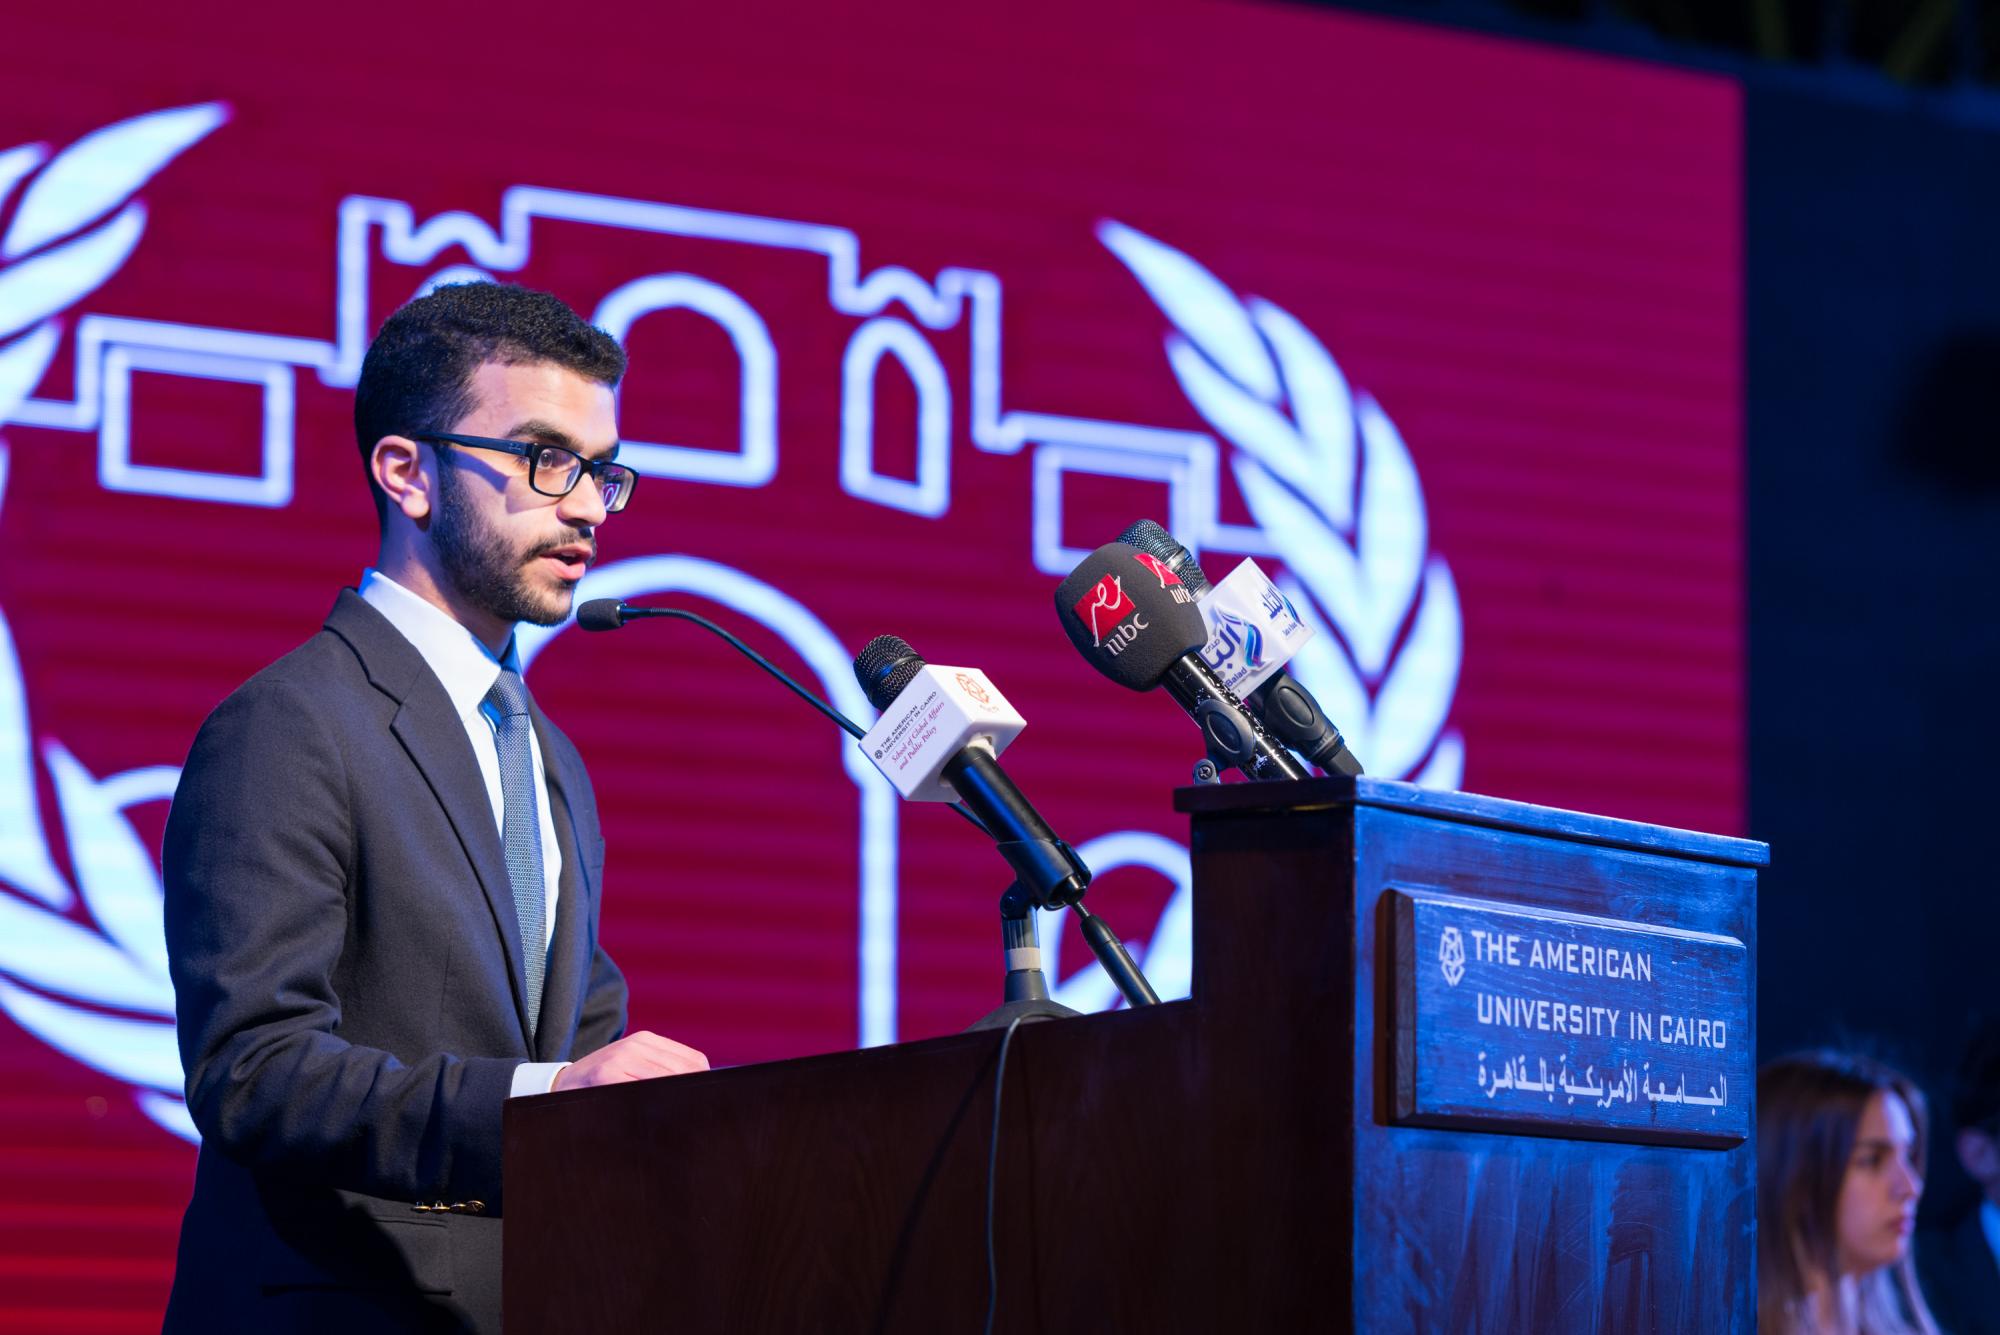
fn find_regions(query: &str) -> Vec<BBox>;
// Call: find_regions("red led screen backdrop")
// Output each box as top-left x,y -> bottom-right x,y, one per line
0,2 -> 1740,1327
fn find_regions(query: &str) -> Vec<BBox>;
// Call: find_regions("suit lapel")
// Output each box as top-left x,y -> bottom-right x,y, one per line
530,707 -> 592,1062
327,591 -> 534,1048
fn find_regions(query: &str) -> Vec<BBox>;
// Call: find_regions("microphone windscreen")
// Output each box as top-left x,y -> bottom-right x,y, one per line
1115,519 -> 1213,595
576,599 -> 627,632
1053,542 -> 1208,690
854,634 -> 926,710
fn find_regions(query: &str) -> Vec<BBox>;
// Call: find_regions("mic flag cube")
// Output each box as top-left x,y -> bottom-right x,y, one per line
857,665 -> 1027,802
1195,557 -> 1316,697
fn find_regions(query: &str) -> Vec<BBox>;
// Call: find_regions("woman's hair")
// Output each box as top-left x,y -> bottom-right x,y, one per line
1757,1050 -> 1936,1335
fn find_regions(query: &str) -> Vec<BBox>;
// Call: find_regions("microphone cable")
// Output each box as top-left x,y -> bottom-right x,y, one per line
985,1014 -> 1025,1335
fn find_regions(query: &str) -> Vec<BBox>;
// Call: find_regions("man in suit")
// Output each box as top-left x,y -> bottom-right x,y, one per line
1921,1021 -> 2000,1335
162,282 -> 708,1333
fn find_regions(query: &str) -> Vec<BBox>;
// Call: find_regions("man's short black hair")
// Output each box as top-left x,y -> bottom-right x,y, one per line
353,282 -> 627,523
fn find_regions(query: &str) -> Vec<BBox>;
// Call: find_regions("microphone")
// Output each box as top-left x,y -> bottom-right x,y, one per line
575,598 -> 631,632
854,635 -> 1090,911
1052,543 -> 1310,782
1116,521 -> 1363,777
577,597 -> 872,741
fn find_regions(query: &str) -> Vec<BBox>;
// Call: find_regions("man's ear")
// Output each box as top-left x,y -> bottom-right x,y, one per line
1957,1127 -> 2000,1185
372,435 -> 434,522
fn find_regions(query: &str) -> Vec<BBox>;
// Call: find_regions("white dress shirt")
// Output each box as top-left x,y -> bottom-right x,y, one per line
359,570 -> 568,1096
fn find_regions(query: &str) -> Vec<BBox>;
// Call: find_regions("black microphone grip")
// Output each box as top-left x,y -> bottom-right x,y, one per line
1248,675 -> 1364,777
1159,657 -> 1311,783
941,741 -> 1091,909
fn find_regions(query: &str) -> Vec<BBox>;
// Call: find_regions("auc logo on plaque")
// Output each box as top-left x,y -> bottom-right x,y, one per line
1389,887 -> 1750,1148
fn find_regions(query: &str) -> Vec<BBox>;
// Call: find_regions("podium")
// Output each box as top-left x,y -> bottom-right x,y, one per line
504,778 -> 1765,1332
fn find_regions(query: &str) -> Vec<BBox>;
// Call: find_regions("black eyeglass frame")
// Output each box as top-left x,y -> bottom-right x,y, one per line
413,433 -> 638,512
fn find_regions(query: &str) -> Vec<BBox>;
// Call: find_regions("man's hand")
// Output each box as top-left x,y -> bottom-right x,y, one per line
552,1031 -> 709,1091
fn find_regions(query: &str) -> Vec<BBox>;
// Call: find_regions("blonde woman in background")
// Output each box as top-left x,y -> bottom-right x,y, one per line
1759,1051 -> 1939,1335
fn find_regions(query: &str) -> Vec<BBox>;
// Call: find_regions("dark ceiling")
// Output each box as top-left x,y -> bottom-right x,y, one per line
1313,0 -> 2000,90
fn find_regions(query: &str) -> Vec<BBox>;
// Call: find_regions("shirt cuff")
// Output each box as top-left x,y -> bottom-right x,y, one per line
510,1061 -> 570,1098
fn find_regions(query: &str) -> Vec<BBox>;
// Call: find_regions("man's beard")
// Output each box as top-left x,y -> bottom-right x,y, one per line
431,464 -> 587,629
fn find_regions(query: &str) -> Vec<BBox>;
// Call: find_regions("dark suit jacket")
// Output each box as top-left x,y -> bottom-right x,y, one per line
1922,1206 -> 2000,1335
162,591 -> 628,1334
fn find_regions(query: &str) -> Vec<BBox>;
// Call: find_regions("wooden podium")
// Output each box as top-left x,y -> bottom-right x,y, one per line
504,778 -> 1766,1332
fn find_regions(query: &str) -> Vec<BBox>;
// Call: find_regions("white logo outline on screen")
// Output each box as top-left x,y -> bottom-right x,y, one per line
0,106 -> 1466,1137
3,129 -> 1463,787
0,105 -> 235,1144
14,155 -> 1255,567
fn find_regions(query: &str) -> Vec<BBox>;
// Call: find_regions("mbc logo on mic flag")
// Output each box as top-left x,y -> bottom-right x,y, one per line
1133,553 -> 1196,605
1073,574 -> 1139,648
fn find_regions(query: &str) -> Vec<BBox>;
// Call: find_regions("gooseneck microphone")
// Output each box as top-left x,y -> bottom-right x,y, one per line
1117,520 -> 1364,778
1053,543 -> 1310,782
854,636 -> 1090,911
578,598 -> 869,740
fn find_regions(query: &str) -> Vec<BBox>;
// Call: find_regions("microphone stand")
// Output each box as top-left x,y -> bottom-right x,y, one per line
969,881 -> 1078,1030
967,881 -> 1159,1030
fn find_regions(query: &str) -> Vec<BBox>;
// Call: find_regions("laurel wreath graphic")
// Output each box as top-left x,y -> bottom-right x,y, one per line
1098,222 -> 1464,785
0,104 -> 227,1141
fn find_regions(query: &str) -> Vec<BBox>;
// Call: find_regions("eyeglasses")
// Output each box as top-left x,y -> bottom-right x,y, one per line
415,433 -> 638,513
